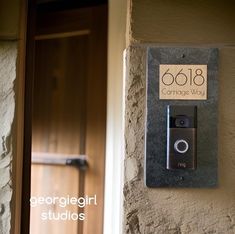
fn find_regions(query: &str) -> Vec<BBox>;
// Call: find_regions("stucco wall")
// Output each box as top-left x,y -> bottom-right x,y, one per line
124,1 -> 235,233
128,0 -> 235,45
0,1 -> 21,234
0,0 -> 20,39
0,42 -> 17,234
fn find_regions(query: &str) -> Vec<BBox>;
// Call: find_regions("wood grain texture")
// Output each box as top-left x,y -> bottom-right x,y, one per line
21,1 -> 36,233
36,8 -> 92,36
32,36 -> 88,155
11,1 -> 27,233
30,35 -> 88,234
30,5 -> 107,234
83,6 -> 107,233
31,165 -> 79,234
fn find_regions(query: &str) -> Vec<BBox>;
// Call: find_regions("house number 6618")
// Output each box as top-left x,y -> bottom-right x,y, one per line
161,68 -> 205,86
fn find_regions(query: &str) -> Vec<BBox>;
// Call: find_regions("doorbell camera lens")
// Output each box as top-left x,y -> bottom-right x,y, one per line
180,120 -> 185,125
175,116 -> 189,128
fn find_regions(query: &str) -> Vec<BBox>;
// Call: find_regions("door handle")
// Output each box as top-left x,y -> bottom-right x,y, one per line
31,152 -> 88,170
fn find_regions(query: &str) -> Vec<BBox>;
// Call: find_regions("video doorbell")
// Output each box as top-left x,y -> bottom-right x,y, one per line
166,105 -> 197,170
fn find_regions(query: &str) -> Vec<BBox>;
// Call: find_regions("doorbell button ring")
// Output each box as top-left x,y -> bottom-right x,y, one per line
174,139 -> 189,154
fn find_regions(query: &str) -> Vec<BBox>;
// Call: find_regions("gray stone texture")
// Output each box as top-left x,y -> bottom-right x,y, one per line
124,45 -> 235,233
0,42 -> 17,234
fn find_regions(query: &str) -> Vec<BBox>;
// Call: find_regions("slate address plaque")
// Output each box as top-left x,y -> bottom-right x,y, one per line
145,47 -> 218,188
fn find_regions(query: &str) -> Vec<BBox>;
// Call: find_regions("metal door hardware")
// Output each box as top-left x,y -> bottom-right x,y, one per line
32,152 -> 88,170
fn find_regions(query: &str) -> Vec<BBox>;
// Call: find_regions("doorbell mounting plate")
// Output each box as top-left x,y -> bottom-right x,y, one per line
145,47 -> 218,188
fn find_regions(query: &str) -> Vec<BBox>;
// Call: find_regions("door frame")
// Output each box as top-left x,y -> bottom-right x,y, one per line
15,1 -> 126,233
11,0 -> 28,234
20,0 -> 36,233
103,0 -> 126,234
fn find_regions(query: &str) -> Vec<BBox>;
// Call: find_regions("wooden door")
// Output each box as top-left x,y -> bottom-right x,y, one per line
30,5 -> 107,234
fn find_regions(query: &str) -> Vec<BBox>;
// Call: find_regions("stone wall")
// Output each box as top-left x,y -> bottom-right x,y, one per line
0,1 -> 21,233
0,42 -> 17,234
124,1 -> 235,233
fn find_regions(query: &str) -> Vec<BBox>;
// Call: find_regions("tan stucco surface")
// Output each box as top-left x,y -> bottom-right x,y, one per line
124,45 -> 235,234
0,1 -> 21,233
124,0 -> 235,233
0,0 -> 20,39
128,0 -> 235,45
0,42 -> 17,234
